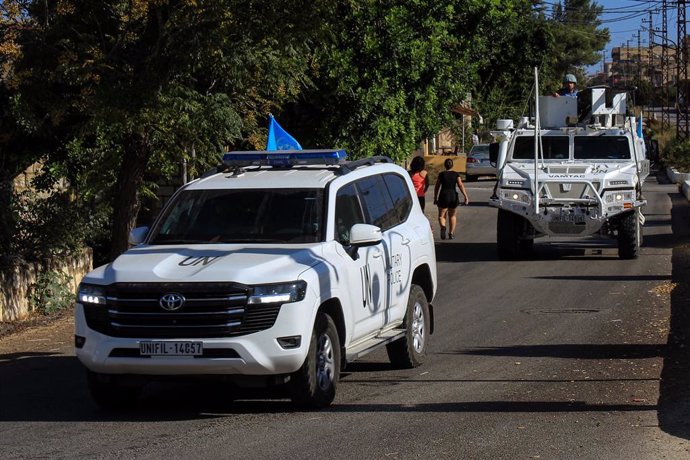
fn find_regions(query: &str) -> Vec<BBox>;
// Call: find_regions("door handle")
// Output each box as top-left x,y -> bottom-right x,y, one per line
372,250 -> 382,258
402,238 -> 411,245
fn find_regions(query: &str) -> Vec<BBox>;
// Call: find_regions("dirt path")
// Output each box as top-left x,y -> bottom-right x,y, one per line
0,311 -> 74,356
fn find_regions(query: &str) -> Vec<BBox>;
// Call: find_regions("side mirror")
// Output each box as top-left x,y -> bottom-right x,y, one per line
489,142 -> 500,167
350,223 -> 382,246
346,223 -> 382,259
128,226 -> 149,246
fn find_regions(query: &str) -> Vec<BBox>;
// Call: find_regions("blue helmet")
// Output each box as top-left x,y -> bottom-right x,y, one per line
563,74 -> 577,84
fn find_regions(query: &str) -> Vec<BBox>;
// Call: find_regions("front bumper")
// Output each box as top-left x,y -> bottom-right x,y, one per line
74,301 -> 314,376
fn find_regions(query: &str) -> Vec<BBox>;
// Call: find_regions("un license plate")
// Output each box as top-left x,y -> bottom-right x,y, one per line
139,341 -> 203,356
558,211 -> 585,224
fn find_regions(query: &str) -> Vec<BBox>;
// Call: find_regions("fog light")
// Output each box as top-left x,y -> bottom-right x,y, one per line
277,335 -> 302,349
75,335 -> 86,349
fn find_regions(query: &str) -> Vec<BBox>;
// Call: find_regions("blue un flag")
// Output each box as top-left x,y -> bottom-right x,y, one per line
266,114 -> 302,151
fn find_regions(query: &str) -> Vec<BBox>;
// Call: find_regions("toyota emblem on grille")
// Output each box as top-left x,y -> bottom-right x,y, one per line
159,293 -> 186,311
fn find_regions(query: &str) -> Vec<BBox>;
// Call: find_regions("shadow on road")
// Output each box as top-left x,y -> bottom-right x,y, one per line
658,191 -> 690,440
325,400 -> 656,413
453,343 -> 665,360
0,354 -> 301,421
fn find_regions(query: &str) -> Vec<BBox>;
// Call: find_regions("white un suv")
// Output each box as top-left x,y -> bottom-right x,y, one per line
75,150 -> 437,409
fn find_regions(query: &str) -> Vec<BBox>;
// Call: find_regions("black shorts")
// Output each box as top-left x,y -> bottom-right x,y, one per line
437,191 -> 459,209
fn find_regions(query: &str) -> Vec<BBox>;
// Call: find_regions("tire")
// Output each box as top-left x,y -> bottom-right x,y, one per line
465,173 -> 476,182
519,238 -> 534,252
617,211 -> 640,259
386,285 -> 430,368
497,209 -> 523,260
289,312 -> 340,409
86,370 -> 142,410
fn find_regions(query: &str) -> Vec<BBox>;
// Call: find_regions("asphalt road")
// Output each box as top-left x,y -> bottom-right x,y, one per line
2,171 -> 690,459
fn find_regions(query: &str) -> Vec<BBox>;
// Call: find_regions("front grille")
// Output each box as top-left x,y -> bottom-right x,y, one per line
542,182 -> 600,200
83,282 -> 282,338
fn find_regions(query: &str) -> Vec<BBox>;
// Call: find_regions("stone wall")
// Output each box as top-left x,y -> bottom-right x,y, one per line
0,248 -> 93,322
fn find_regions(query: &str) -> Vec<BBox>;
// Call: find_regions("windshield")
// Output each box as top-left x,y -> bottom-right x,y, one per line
574,136 -> 631,160
513,136 -> 569,160
470,145 -> 489,156
511,135 -> 632,161
149,188 -> 324,244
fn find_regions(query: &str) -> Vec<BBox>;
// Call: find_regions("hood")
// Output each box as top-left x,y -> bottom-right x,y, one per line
85,244 -> 323,284
503,162 -> 639,184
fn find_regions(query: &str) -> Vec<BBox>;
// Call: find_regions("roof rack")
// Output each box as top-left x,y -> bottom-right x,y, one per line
337,156 -> 393,175
223,149 -> 347,168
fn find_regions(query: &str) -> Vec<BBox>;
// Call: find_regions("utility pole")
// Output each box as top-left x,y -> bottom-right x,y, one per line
662,0 -> 671,131
636,32 -> 643,83
643,12 -> 655,115
644,12 -> 653,84
678,0 -> 688,139
627,39 -> 632,86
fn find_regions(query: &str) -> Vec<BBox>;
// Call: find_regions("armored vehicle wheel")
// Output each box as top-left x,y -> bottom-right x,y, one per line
387,285 -> 430,368
289,312 -> 340,409
617,211 -> 641,259
497,209 -> 525,260
86,371 -> 142,410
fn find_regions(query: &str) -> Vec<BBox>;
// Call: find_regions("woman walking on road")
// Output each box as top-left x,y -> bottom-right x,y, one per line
433,158 -> 469,240
409,156 -> 429,211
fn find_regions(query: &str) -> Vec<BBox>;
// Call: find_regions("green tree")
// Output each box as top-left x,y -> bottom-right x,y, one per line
284,0 -> 492,161
471,0 -> 554,127
549,0 -> 609,88
12,0 -> 331,259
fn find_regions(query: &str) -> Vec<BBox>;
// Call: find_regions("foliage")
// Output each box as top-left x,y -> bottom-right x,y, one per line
28,270 -> 74,315
472,0 -> 609,128
10,0 -> 333,259
548,0 -> 609,86
661,136 -> 690,171
284,0 -> 484,161
471,0 -> 554,128
0,0 -> 612,267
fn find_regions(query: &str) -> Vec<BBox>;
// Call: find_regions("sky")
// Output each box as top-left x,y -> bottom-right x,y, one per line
585,0 -> 677,74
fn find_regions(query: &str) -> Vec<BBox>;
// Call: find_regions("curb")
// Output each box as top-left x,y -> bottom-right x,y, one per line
666,167 -> 690,201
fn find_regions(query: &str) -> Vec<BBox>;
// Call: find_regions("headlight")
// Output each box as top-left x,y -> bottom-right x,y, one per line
77,283 -> 107,305
604,190 -> 633,203
248,281 -> 307,305
501,189 -> 532,204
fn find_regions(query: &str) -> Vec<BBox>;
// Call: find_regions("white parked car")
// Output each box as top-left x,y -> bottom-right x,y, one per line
75,150 -> 437,409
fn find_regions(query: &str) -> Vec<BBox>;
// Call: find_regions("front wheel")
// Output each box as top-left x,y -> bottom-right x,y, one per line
289,312 -> 340,409
86,371 -> 142,410
497,209 -> 526,260
386,285 -> 430,368
617,211 -> 641,259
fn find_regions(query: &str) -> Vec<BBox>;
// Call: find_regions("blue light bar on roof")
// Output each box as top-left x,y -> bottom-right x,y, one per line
223,149 -> 347,168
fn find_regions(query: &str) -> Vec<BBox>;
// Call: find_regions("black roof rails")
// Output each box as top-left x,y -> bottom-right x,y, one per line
337,156 -> 394,175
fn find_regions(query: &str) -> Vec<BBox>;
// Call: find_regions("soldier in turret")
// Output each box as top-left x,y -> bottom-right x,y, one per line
553,74 -> 579,98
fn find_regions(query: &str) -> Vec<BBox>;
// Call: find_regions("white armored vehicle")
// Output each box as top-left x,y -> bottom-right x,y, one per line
489,85 -> 649,259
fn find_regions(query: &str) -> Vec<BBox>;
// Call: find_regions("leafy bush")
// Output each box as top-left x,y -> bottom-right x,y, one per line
661,136 -> 690,171
28,270 -> 74,315
12,190 -> 108,261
